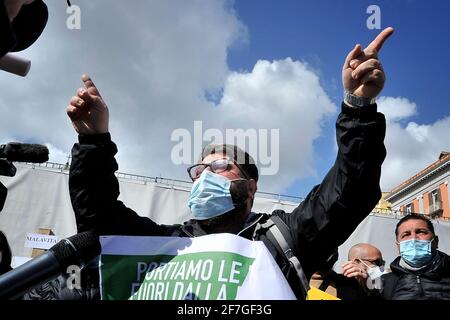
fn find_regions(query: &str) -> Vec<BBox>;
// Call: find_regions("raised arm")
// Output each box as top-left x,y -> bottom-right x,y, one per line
279,28 -> 394,277
67,75 -> 176,236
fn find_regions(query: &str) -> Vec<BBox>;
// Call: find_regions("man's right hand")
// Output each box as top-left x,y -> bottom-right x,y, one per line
342,260 -> 368,286
66,74 -> 109,135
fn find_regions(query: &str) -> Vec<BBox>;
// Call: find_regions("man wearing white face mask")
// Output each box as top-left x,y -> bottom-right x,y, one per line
342,243 -> 387,298
382,214 -> 450,300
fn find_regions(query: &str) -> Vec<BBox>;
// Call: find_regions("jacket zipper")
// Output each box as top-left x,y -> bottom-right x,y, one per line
416,275 -> 424,296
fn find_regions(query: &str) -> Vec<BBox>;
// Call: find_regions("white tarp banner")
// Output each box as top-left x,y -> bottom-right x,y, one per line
2,164 -> 450,273
99,233 -> 296,300
0,164 -> 299,257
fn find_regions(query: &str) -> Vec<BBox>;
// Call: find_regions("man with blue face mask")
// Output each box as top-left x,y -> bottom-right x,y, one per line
66,28 -> 394,299
382,214 -> 450,300
185,144 -> 259,235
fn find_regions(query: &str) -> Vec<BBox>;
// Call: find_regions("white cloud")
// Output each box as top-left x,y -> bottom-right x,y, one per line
0,0 -> 245,174
379,97 -> 450,191
217,58 -> 336,192
1,0 -> 336,194
377,96 -> 417,121
44,143 -> 70,164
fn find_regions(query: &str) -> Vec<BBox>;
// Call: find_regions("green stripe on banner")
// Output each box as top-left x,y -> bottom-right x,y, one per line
101,252 -> 255,300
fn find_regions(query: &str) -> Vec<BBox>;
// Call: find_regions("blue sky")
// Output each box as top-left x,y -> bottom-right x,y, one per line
228,0 -> 450,197
1,0 -> 449,199
231,0 -> 450,121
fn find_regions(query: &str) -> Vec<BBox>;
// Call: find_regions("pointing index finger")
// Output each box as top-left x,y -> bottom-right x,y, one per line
81,74 -> 101,97
366,27 -> 394,54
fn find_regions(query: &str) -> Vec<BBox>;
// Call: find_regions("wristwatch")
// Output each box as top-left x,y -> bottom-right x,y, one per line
344,91 -> 376,108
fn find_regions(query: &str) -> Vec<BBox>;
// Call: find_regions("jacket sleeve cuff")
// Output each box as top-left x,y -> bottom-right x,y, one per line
341,102 -> 378,119
78,132 -> 112,145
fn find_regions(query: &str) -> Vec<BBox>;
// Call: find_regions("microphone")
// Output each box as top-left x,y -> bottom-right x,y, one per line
0,143 -> 49,163
0,53 -> 31,77
0,232 -> 101,300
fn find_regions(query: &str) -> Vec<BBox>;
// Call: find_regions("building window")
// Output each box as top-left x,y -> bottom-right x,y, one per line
430,189 -> 441,207
405,203 -> 414,214
418,196 -> 424,214
428,188 -> 443,218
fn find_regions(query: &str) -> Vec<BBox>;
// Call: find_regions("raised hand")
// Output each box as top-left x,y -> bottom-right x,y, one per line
343,27 -> 394,99
66,74 -> 109,135
342,260 -> 368,285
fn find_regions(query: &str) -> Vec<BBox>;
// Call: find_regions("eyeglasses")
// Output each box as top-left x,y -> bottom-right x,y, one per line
187,158 -> 249,182
359,258 -> 385,267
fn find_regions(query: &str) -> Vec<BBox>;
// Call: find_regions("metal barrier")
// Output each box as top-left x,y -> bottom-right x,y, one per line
17,162 -> 449,220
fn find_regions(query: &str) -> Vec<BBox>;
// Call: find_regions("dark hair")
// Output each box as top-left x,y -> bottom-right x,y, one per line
200,144 -> 259,182
395,214 -> 435,239
0,231 -> 12,274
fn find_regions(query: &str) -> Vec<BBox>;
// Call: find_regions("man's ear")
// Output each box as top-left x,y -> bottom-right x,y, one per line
247,179 -> 257,199
434,236 -> 439,250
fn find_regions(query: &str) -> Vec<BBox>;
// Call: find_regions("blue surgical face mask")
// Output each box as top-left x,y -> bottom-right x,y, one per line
188,170 -> 236,220
399,238 -> 434,267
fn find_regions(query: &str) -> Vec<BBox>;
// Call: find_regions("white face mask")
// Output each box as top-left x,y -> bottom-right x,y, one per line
367,265 -> 385,280
359,259 -> 387,290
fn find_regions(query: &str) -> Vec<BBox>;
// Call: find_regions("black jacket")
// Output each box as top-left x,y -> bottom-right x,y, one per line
69,103 -> 386,299
23,266 -> 100,301
382,251 -> 450,300
310,271 -> 368,300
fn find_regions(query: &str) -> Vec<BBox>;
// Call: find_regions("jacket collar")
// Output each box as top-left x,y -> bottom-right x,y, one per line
390,251 -> 450,279
180,212 -> 265,240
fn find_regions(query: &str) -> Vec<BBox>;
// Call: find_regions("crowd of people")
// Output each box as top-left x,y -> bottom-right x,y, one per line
0,0 -> 449,301
3,214 -> 449,300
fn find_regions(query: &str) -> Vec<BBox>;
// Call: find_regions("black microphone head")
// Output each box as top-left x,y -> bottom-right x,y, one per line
49,232 -> 101,270
3,143 -> 49,163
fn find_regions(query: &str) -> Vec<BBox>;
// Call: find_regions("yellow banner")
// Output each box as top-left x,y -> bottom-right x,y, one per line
306,287 -> 340,300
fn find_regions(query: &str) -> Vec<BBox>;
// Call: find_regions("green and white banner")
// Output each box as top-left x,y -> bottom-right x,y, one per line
100,233 -> 296,300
